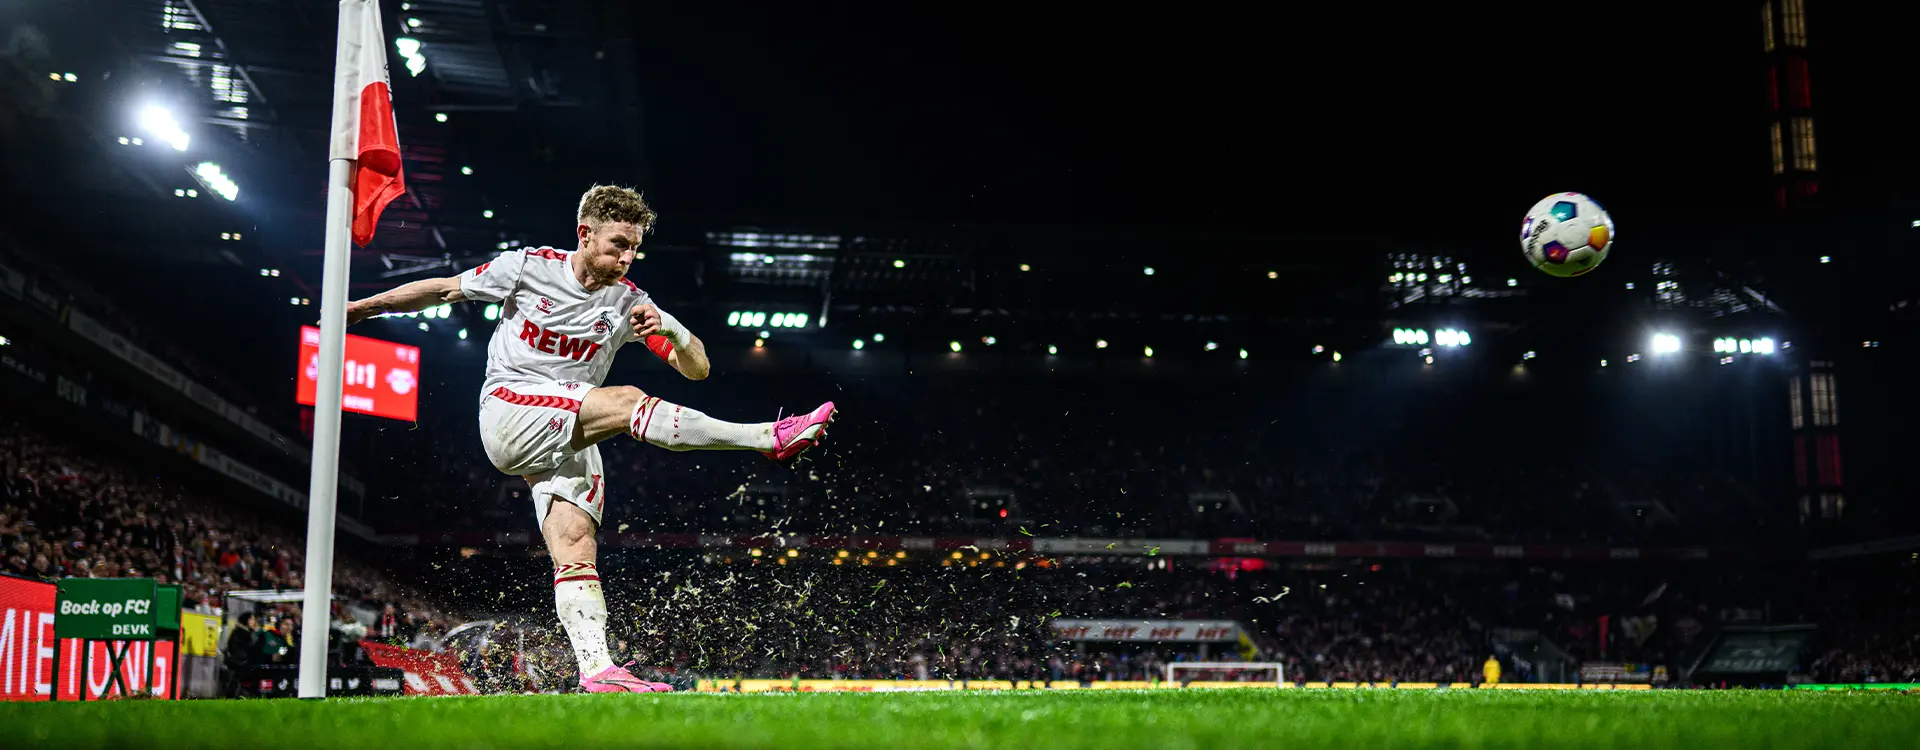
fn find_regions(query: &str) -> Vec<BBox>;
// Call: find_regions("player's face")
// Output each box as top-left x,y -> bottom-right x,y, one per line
577,221 -> 642,284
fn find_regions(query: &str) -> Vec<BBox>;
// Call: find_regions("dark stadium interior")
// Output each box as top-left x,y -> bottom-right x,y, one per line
4,0 -> 1920,724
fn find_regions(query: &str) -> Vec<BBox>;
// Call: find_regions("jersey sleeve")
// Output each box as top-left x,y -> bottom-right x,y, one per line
457,250 -> 526,303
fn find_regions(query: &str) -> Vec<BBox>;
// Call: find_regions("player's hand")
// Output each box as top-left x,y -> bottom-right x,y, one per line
630,303 -> 663,340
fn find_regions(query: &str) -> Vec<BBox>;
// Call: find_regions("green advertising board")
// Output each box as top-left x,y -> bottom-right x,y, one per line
55,578 -> 160,640
156,584 -> 182,631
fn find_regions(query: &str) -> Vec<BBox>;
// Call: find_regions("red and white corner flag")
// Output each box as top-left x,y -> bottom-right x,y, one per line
330,0 -> 406,247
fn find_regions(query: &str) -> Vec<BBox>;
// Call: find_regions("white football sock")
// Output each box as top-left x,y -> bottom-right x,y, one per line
553,562 -> 615,678
629,397 -> 777,451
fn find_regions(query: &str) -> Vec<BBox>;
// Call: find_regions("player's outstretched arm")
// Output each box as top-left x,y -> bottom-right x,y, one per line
630,303 -> 710,380
345,276 -> 465,325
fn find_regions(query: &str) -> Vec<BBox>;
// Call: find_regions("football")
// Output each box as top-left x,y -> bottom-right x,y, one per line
1519,192 -> 1615,277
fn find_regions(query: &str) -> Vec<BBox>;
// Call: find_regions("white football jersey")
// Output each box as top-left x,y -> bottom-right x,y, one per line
458,246 -> 674,400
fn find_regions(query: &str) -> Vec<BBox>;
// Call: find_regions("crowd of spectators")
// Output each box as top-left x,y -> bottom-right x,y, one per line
368,373 -> 1788,555
0,416 -> 458,674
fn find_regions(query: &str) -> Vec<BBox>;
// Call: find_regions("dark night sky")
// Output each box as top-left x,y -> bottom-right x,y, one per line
624,2 -> 1918,244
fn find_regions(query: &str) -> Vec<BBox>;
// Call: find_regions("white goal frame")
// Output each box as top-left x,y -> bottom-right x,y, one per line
1167,662 -> 1286,686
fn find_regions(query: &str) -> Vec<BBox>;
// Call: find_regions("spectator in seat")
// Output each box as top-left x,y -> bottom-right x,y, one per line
223,612 -> 258,697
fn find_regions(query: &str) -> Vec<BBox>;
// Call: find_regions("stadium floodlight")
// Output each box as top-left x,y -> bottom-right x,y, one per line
192,162 -> 239,201
759,330 -> 771,339
1651,332 -> 1682,354
458,328 -> 468,340
394,37 -> 426,77
1019,263 -> 1031,272
892,259 -> 905,268
1333,352 -> 1343,362
1205,341 -> 1218,351
1095,339 -> 1109,349
1047,345 -> 1058,355
1507,278 -> 1518,287
63,73 -> 76,83
1143,346 -> 1154,358
872,333 -> 885,342
436,303 -> 452,319
949,340 -> 962,353
982,336 -> 997,346
406,17 -> 421,28
138,105 -> 191,151
1239,348 -> 1249,360
482,209 -> 494,219
852,339 -> 864,350
727,311 -> 741,326
460,166 -> 473,175
1819,256 -> 1830,264
1435,329 -> 1471,347
1143,266 -> 1155,276
1754,337 -> 1776,355
1267,271 -> 1278,279
484,304 -> 500,321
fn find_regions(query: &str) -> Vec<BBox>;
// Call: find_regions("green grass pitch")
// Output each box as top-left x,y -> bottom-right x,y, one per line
4,689 -> 1917,749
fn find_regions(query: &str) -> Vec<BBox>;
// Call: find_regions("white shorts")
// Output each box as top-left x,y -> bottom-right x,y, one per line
478,381 -> 608,528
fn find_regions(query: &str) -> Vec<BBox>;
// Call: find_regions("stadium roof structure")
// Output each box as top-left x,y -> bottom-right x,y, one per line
0,0 -> 1903,361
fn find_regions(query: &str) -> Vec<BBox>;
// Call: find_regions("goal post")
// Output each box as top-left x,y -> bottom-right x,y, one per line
1167,662 -> 1286,687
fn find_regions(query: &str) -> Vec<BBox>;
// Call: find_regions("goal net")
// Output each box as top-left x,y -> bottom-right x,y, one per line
1166,662 -> 1286,686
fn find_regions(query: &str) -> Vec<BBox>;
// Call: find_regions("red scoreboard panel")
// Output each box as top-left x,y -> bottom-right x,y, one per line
296,325 -> 421,422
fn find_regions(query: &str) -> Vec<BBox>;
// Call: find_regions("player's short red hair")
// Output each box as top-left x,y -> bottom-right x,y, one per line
577,184 -> 657,234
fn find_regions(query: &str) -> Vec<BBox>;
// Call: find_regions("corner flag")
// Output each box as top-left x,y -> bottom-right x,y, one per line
329,0 -> 406,246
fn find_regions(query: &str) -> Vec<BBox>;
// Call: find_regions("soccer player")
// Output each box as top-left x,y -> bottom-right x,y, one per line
343,185 -> 836,692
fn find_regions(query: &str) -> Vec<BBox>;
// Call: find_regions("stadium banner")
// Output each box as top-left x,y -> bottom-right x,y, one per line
54,578 -> 159,640
424,531 -> 1736,562
358,641 -> 480,696
295,325 -> 422,422
1579,662 -> 1667,684
1694,627 -> 1816,677
1051,619 -> 1240,642
691,679 -> 1651,693
1792,683 -> 1920,690
178,612 -> 221,658
62,309 -> 367,501
1,575 -> 178,701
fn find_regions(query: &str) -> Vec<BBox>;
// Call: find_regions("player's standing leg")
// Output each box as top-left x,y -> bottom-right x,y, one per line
541,494 -> 670,693
570,385 -> 835,464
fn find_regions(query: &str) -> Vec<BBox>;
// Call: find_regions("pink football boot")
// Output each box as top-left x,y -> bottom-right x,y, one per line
581,663 -> 673,693
765,401 -> 837,466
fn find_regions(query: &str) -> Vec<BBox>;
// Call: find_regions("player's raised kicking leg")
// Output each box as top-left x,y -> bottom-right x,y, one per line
538,385 -> 832,693
572,384 -> 835,463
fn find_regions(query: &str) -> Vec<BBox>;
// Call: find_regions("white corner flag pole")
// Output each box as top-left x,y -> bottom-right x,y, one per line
299,0 -> 378,699
297,158 -> 354,700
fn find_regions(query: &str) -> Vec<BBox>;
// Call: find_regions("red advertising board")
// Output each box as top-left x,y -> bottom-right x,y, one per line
358,641 -> 479,695
296,325 -> 421,422
0,575 -> 177,701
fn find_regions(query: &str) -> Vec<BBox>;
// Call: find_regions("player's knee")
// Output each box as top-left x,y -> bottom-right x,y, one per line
602,384 -> 646,408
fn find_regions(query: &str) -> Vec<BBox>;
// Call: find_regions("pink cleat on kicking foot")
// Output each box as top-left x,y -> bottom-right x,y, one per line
581,663 -> 673,693
765,401 -> 836,466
